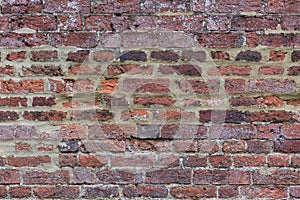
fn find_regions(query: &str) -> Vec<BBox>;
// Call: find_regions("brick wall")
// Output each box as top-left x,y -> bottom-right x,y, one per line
0,0 -> 299,199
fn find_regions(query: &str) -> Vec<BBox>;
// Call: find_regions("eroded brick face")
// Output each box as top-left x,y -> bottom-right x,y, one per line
0,0 -> 299,199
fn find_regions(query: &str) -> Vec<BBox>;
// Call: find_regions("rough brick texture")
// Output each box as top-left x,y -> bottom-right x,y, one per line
0,0 -> 299,199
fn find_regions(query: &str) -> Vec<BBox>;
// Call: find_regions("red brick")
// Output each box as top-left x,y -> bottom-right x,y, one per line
93,50 -> 114,62
125,79 -> 169,94
288,66 -> 300,76
292,50 -> 300,62
281,16 -> 300,30
194,169 -> 228,184
133,16 -> 156,30
1,79 -> 44,93
23,65 -> 63,76
209,155 -> 232,168
230,96 -> 256,107
23,170 -> 69,185
161,124 -> 207,139
209,124 -> 256,139
0,111 -> 19,121
133,96 -> 175,107
281,124 -> 300,139
82,186 -> 119,198
37,142 -> 53,151
219,186 -> 239,198
84,15 -> 130,31
67,50 -> 90,62
268,154 -> 289,167
198,140 -> 219,153
253,169 -> 299,185
259,95 -> 284,108
290,186 -> 300,198
99,78 -> 118,93
123,185 -> 168,198
34,186 -> 79,199
182,155 -> 207,167
89,123 -> 135,140
0,65 -> 14,75
247,140 -> 273,153
7,51 -> 26,61
246,32 -> 260,47
259,66 -> 284,75
241,186 -> 288,198
216,0 -> 264,13
2,0 -> 43,13
158,15 -> 204,31
32,96 -> 55,107
50,33 -> 97,48
236,50 -> 262,62
23,110 -> 67,121
249,79 -> 296,93
8,155 -> 51,167
275,140 -> 300,153
43,124 -> 86,139
207,15 -> 230,31
0,169 -> 20,184
173,140 -> 197,152
11,15 -> 57,31
269,50 -> 286,61
31,50 -> 58,61
72,169 -> 96,184
79,154 -> 107,167
209,65 -> 251,76
10,186 -> 31,198
44,0 -> 90,13
246,110 -> 292,123
59,15 -> 82,30
0,97 -> 27,107
267,0 -> 300,13
211,51 -> 230,60
0,186 -> 6,198
82,140 -> 125,153
93,0 -> 139,13
0,33 -> 48,48
233,154 -> 266,167
146,169 -> 191,184
0,16 -> 9,31
261,33 -> 296,47
170,186 -> 216,198
182,50 -> 206,61
225,78 -> 245,94
222,141 -> 247,153
71,109 -> 112,121
15,142 -> 32,151
288,99 -> 300,106
177,79 -> 220,94
197,33 -> 242,48
58,154 -> 78,167
232,16 -> 277,31
141,0 -> 190,12
97,169 -> 142,184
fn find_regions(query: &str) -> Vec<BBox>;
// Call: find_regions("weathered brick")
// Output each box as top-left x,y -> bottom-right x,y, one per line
11,15 -> 57,31
0,169 -> 20,184
123,185 -> 168,198
10,186 -> 31,198
267,0 -> 300,13
59,15 -> 82,30
93,0 -> 139,13
249,79 -> 296,93
72,169 -> 96,184
7,51 -> 26,61
170,186 -> 217,198
44,0 -> 90,13
197,33 -> 243,48
50,33 -> 97,48
232,16 -> 277,31
141,0 -> 190,12
216,0 -> 264,13
97,169 -> 142,184
259,66 -> 284,75
8,155 -> 51,167
23,110 -> 67,121
82,186 -> 119,198
253,169 -> 299,185
236,50 -> 262,62
233,154 -> 266,167
146,169 -> 191,184
292,50 -> 300,62
288,66 -> 300,76
23,170 -> 69,185
34,186 -> 79,199
2,0 -> 43,13
0,33 -> 48,48
241,186 -> 288,198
